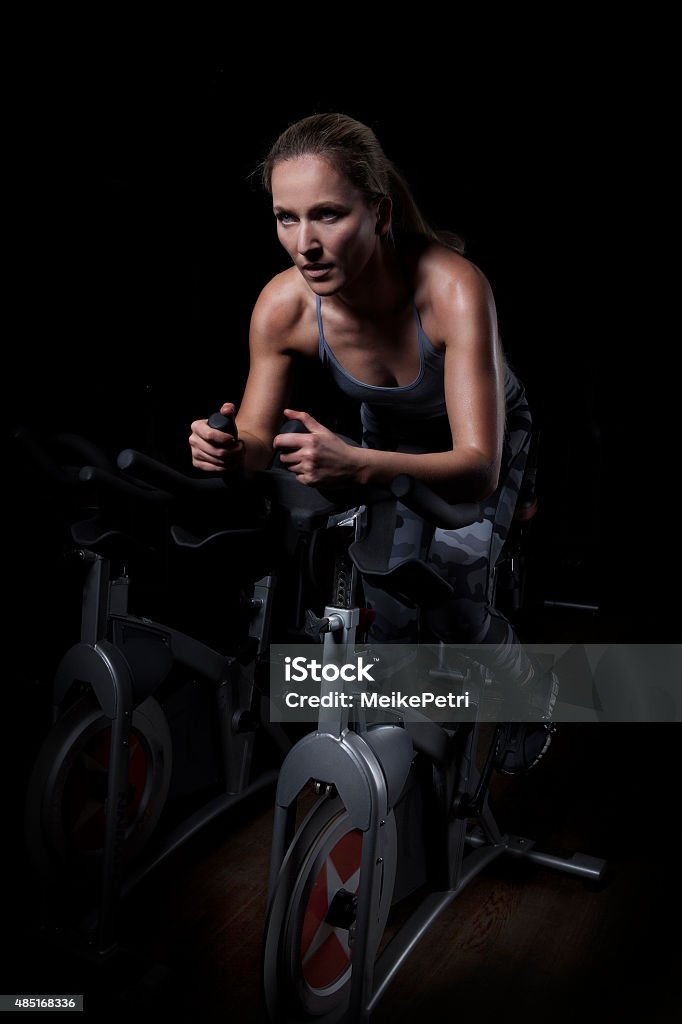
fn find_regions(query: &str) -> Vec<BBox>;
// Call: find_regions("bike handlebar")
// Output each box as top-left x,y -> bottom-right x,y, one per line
15,419 -> 482,532
116,448 -> 229,495
117,444 -> 482,531
78,464 -> 172,502
267,418 -> 482,530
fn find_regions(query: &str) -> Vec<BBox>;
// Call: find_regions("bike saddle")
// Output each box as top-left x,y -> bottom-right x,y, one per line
70,513 -> 159,562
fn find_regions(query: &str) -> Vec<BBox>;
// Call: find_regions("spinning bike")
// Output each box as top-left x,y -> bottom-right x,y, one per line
18,419 -> 291,958
263,472 -> 607,1024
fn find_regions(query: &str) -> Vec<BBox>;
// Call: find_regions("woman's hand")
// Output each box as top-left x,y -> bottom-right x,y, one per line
272,409 -> 361,486
189,402 -> 245,473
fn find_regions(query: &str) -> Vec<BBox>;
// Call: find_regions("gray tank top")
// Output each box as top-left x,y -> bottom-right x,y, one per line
316,295 -> 525,453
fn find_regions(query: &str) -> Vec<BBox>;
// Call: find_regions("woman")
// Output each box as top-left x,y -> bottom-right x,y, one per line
189,113 -> 557,772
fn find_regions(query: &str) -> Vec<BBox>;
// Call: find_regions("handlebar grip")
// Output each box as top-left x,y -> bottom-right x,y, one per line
390,475 -> 482,531
278,420 -> 310,435
207,412 -> 238,440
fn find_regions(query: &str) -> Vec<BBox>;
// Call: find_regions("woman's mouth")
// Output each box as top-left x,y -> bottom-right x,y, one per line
303,264 -> 333,279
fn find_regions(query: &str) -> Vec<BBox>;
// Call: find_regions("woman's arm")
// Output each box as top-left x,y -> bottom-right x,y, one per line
274,254 -> 505,501
233,279 -> 302,471
189,273 -> 305,473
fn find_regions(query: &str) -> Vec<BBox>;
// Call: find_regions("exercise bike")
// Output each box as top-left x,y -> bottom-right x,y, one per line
18,418 -> 292,958
262,470 -> 607,1024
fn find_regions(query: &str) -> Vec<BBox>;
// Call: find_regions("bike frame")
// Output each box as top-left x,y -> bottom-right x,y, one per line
266,505 -> 607,1023
47,548 -> 279,956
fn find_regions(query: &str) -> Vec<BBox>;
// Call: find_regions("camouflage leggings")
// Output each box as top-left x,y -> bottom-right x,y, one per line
362,401 -> 534,685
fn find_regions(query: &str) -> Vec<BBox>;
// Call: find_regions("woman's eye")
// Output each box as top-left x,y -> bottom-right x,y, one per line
276,209 -> 342,224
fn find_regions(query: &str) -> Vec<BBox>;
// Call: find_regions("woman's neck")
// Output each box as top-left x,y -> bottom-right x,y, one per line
327,242 -> 410,321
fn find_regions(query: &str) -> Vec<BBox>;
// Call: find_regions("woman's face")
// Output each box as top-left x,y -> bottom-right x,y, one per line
270,155 -> 381,295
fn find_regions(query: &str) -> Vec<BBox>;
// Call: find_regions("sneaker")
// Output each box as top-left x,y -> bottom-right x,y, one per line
494,721 -> 556,775
521,666 -> 560,722
494,666 -> 560,775
505,665 -> 559,722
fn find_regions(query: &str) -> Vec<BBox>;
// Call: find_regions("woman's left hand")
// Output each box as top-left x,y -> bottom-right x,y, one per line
272,409 -> 361,486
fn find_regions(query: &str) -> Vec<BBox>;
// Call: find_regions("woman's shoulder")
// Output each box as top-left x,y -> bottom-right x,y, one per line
250,268 -> 316,354
407,241 -> 493,318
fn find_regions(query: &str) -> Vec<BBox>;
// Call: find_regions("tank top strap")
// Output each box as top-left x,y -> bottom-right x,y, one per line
411,302 -> 427,350
315,294 -> 327,362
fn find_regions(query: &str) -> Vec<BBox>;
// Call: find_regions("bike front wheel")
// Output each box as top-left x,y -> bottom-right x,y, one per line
24,692 -> 172,879
263,795 -> 397,1023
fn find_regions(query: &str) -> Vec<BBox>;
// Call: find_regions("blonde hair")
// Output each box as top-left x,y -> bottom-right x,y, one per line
260,113 -> 464,253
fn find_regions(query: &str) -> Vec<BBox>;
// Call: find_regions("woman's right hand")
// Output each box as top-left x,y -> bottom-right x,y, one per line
189,402 -> 245,473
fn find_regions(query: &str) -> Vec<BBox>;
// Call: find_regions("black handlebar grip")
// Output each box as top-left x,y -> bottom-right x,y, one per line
207,412 -> 238,441
390,475 -> 483,531
278,420 -> 310,435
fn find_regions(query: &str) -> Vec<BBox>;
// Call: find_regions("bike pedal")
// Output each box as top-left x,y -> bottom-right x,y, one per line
304,609 -> 331,637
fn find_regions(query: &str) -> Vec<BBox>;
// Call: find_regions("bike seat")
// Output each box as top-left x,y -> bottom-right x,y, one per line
170,524 -> 268,551
70,514 -> 155,560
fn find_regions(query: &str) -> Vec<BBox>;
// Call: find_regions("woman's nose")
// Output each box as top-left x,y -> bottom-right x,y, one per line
297,221 -> 321,255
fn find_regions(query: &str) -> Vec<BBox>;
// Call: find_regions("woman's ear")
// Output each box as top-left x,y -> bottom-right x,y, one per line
375,195 -> 393,237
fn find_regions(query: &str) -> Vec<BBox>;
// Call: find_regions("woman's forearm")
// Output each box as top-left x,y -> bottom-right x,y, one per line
352,445 -> 500,503
238,429 -> 275,472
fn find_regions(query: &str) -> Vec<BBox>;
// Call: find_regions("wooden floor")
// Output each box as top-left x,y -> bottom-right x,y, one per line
6,720 -> 679,1023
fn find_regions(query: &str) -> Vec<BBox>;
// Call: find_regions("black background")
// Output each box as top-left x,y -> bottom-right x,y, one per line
9,53 -> 641,623
4,47 -> 677,1021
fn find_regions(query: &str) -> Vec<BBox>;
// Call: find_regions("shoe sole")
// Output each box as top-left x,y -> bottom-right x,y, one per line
543,672 -> 560,720
497,723 -> 557,776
